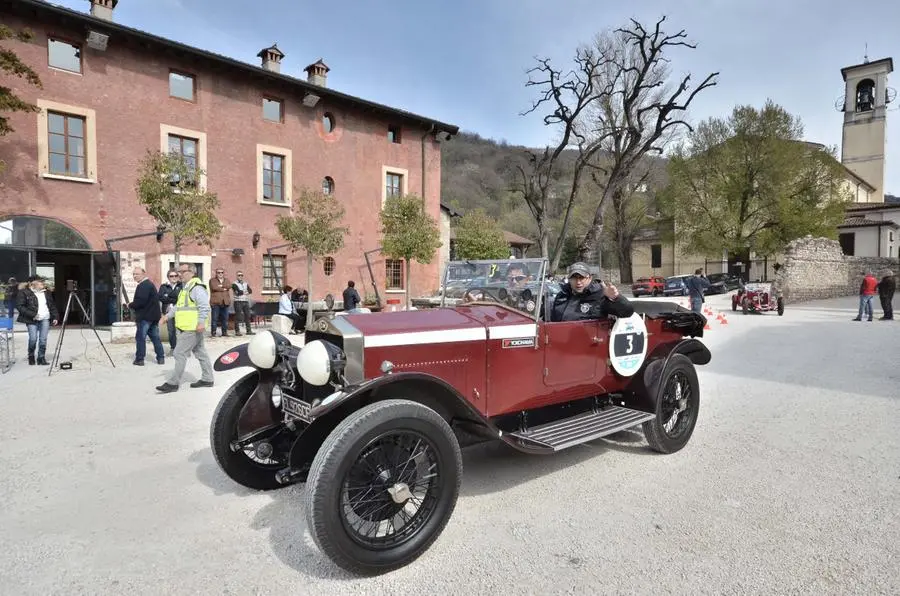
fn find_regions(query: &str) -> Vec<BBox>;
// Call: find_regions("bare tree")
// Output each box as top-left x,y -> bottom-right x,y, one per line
514,45 -> 618,271
574,17 -> 718,278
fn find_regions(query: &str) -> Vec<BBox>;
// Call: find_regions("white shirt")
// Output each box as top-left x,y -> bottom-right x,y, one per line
35,290 -> 50,321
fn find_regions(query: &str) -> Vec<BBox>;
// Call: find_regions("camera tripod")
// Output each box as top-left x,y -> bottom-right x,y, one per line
48,289 -> 115,376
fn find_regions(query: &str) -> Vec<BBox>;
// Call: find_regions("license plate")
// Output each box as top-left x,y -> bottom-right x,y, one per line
283,395 -> 312,422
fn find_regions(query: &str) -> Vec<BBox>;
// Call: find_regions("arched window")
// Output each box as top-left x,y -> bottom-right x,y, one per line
322,176 -> 334,196
322,112 -> 335,133
0,215 -> 90,249
856,79 -> 876,112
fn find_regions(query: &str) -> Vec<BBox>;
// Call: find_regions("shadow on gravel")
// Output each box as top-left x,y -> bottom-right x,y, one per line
190,426 -> 662,578
707,319 -> 899,399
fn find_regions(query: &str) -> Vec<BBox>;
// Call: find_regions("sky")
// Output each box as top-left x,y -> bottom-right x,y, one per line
50,0 -> 900,195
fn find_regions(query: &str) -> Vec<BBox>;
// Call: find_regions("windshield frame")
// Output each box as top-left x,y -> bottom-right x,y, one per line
440,258 -> 548,321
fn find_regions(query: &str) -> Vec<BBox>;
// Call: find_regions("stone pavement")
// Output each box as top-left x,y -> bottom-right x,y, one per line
0,294 -> 898,595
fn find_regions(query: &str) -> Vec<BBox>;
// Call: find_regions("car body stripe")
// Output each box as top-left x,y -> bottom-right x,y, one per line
363,327 -> 487,347
487,323 -> 538,339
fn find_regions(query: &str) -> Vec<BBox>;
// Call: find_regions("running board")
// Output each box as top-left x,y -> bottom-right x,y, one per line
506,406 -> 656,452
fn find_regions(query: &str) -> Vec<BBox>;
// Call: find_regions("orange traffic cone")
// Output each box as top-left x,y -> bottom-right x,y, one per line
719,313 -> 729,325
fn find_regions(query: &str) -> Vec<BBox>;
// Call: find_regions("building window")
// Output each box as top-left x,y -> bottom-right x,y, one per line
385,259 -> 404,290
48,38 -> 81,73
262,153 -> 284,202
323,112 -> 335,133
650,244 -> 662,269
256,144 -> 292,206
323,256 -> 335,276
263,97 -> 283,122
263,254 -> 285,291
386,173 -> 403,198
388,125 -> 401,143
839,232 -> 855,256
47,111 -> 86,177
322,176 -> 334,196
169,71 -> 195,101
167,134 -> 198,185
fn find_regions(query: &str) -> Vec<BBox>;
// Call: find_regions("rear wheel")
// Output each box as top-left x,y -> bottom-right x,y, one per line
643,354 -> 700,454
305,400 -> 463,575
777,297 -> 784,316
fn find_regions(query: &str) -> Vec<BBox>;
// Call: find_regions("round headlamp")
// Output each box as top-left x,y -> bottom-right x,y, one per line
296,339 -> 345,386
246,330 -> 277,369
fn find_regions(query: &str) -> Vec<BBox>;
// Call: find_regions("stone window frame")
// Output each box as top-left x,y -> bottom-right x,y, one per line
381,165 -> 408,207
256,144 -> 293,207
36,99 -> 97,183
160,124 -> 207,190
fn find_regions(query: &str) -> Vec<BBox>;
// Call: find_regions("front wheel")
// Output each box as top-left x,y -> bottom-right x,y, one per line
209,371 -> 289,491
777,297 -> 784,316
643,354 -> 700,454
305,399 -> 463,575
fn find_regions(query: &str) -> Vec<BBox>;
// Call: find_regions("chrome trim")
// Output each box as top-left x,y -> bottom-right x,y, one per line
327,315 -> 365,384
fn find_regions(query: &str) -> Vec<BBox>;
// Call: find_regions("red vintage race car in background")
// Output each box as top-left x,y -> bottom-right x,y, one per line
208,258 -> 711,575
631,276 -> 666,297
732,281 -> 784,315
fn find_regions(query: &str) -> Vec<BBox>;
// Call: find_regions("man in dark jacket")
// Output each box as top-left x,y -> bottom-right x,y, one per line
877,269 -> 895,320
16,275 -> 59,365
343,280 -> 361,311
158,269 -> 182,354
128,267 -> 165,365
684,269 -> 710,314
550,262 -> 634,322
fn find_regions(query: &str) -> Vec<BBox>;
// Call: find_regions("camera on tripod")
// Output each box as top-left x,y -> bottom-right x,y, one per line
66,279 -> 78,292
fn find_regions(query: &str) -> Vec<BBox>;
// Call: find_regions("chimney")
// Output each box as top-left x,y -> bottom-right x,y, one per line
88,0 -> 118,21
256,44 -> 285,73
304,59 -> 330,87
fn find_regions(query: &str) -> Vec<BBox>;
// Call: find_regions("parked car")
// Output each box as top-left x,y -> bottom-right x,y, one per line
208,258 -> 711,575
631,276 -> 666,297
663,275 -> 691,296
705,273 -> 742,295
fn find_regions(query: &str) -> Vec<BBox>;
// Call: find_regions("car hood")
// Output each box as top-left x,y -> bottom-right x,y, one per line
338,305 -> 536,348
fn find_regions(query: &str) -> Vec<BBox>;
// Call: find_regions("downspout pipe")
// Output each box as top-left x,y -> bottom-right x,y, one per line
421,123 -> 435,200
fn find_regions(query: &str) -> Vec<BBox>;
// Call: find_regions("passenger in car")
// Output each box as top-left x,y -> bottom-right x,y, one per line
549,262 -> 634,322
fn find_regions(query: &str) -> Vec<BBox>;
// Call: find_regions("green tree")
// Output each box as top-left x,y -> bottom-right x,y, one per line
380,194 -> 442,310
1,25 -> 42,171
659,100 -> 852,259
276,186 -> 348,328
135,150 -> 223,266
453,208 -> 509,260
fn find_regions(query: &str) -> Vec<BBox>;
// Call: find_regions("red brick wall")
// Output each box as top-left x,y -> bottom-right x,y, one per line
0,12 -> 446,305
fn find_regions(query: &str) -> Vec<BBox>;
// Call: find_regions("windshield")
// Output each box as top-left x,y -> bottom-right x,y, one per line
440,258 -> 548,318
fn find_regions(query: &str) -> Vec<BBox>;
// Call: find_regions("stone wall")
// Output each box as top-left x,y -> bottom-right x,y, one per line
776,236 -> 898,303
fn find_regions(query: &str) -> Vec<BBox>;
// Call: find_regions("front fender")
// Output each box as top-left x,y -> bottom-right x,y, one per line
235,367 -> 281,441
213,343 -> 252,371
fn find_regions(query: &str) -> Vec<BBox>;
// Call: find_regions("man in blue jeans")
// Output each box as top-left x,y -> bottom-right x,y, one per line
15,275 -> 59,365
685,268 -> 710,314
128,267 -> 165,365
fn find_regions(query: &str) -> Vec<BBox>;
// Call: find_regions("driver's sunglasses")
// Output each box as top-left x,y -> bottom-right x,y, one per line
507,275 -> 526,282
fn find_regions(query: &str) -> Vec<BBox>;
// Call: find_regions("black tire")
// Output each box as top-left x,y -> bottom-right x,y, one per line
209,371 -> 285,491
731,299 -> 737,312
642,354 -> 700,454
742,297 -> 748,315
305,399 -> 463,575
777,297 -> 784,316
652,289 -> 660,297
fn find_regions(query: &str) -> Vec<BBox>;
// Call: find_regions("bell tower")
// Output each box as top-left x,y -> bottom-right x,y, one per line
839,56 -> 894,203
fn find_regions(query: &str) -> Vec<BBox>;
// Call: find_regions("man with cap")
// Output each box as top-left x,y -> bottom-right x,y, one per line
549,262 -> 634,322
15,275 -> 59,365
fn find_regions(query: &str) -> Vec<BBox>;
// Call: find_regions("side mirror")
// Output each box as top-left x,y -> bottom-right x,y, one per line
324,293 -> 334,311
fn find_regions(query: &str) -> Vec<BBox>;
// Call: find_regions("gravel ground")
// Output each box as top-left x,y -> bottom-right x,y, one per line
0,294 -> 897,595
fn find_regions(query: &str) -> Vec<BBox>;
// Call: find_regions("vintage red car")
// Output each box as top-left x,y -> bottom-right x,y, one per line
732,281 -> 784,315
208,258 -> 710,575
631,275 -> 666,297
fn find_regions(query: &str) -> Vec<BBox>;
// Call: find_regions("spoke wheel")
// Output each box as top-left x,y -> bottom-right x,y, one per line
642,354 -> 700,454
209,371 -> 291,491
305,400 -> 462,575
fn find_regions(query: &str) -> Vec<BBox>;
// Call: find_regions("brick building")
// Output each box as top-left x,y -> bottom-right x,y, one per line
0,0 -> 458,325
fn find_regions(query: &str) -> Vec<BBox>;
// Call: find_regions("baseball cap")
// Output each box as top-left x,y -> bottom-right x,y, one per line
567,262 -> 591,277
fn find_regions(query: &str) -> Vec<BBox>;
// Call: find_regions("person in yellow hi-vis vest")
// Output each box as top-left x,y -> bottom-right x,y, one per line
156,263 -> 214,393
